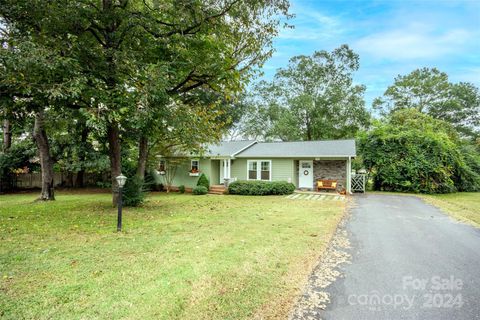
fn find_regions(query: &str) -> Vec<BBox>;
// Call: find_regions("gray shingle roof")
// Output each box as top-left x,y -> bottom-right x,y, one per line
204,140 -> 257,157
235,139 -> 356,158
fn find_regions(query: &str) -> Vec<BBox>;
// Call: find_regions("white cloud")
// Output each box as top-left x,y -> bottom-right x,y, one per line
353,24 -> 477,60
277,4 -> 344,41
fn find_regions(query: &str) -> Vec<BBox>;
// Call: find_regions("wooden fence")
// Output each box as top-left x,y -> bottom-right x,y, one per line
10,172 -> 109,189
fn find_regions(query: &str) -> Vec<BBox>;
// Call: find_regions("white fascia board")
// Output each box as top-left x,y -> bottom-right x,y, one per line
235,155 -> 355,158
230,141 -> 258,158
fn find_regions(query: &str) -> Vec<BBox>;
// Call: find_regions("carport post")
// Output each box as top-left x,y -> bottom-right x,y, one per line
347,156 -> 352,194
227,158 -> 231,179
223,159 -> 227,179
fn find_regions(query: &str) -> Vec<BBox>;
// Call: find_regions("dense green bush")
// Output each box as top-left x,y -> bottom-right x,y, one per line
228,180 -> 295,195
359,109 -> 480,193
192,185 -> 208,195
0,141 -> 37,174
196,173 -> 210,190
144,169 -> 164,191
452,144 -> 480,192
122,176 -> 147,207
0,141 -> 38,192
178,185 -> 185,193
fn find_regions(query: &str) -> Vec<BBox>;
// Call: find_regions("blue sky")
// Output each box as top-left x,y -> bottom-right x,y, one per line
261,0 -> 480,107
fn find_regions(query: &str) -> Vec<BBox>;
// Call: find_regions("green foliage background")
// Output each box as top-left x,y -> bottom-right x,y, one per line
359,109 -> 480,193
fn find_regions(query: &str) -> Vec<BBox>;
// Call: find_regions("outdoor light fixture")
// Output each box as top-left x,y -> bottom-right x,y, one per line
116,174 -> 127,232
116,174 -> 127,188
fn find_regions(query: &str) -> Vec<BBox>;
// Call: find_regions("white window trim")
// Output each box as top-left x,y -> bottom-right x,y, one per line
191,159 -> 200,171
247,160 -> 272,181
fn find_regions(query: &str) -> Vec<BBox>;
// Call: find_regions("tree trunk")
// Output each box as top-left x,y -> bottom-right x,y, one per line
77,169 -> 85,188
136,135 -> 148,180
107,122 -> 121,206
76,124 -> 89,187
3,119 -> 12,151
33,110 -> 55,201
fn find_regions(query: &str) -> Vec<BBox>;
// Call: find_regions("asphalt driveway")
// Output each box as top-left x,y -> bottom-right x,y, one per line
295,194 -> 480,320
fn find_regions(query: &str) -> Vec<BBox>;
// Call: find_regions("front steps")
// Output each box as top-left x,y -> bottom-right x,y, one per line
209,185 -> 226,195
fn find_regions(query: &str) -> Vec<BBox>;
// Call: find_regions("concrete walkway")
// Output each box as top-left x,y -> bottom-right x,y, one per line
293,194 -> 480,320
286,193 -> 345,201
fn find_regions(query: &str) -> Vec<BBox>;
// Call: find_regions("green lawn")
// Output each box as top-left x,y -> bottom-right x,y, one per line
0,191 -> 345,319
420,192 -> 480,227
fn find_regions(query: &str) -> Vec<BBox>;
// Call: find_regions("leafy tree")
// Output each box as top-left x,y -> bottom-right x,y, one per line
373,68 -> 480,139
0,139 -> 38,191
1,0 -> 290,204
359,109 -> 480,193
0,33 -> 86,200
238,45 -> 370,141
48,108 -> 110,187
2,119 -> 11,152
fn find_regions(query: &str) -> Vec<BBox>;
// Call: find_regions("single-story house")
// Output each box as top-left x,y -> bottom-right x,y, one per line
158,139 -> 356,193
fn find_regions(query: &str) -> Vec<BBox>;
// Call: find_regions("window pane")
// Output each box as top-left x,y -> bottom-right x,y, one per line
248,161 -> 257,171
261,161 -> 270,171
261,170 -> 269,180
302,162 -> 311,168
249,170 -> 257,180
191,160 -> 199,171
260,161 -> 270,180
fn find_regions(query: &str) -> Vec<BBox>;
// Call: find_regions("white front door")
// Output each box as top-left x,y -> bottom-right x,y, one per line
299,160 -> 313,189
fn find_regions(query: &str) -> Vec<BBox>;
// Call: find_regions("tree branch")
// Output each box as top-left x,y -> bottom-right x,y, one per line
147,0 -> 241,38
86,27 -> 106,47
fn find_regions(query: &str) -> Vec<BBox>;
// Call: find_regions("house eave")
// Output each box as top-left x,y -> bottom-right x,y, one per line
235,155 -> 356,158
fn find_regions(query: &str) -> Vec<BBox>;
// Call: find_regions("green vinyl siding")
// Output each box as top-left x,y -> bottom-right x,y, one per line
163,159 -> 212,188
162,157 -> 297,188
231,159 -> 248,180
230,158 -> 295,183
210,160 -> 220,185
293,160 -> 299,187
271,159 -> 295,182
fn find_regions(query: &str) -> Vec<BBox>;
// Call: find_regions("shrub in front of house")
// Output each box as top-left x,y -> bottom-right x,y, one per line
144,169 -> 164,191
228,180 -> 295,196
178,185 -> 185,193
192,185 -> 208,195
270,181 -> 297,195
197,173 -> 210,190
122,176 -> 147,207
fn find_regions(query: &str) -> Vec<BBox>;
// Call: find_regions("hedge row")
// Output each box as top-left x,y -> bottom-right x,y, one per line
228,180 -> 295,195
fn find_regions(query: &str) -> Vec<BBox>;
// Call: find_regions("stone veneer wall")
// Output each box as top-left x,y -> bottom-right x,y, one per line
313,160 -> 346,191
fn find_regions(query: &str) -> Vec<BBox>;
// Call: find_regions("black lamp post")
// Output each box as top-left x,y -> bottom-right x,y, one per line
116,174 -> 127,232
